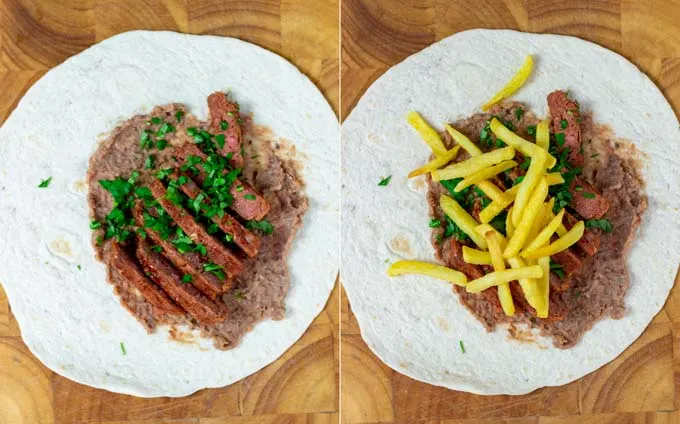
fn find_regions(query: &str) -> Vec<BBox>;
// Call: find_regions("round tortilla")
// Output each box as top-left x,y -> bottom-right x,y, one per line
341,29 -> 679,395
0,31 -> 338,397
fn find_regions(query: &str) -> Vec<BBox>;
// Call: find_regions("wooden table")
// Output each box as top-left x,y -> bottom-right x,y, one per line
341,1 -> 680,423
0,1 -> 339,423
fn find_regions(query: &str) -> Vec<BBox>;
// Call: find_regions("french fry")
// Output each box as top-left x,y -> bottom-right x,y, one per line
440,195 -> 488,249
466,266 -> 543,293
476,228 -> 514,316
454,160 -> 518,191
476,181 -> 506,203
506,256 -> 540,309
524,200 -> 548,251
387,260 -> 468,286
506,206 -> 515,237
431,146 -> 515,181
445,124 -> 483,156
408,146 -> 460,178
521,221 -> 585,259
511,150 -> 547,226
482,55 -> 534,111
545,172 -> 565,186
536,256 -> 551,318
524,208 -> 565,252
545,207 -> 568,236
489,118 -> 557,167
407,111 -> 447,155
504,177 -> 549,257
462,246 -> 492,265
536,119 -> 550,151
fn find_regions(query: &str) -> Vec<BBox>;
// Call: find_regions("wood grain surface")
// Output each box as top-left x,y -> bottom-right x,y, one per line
341,1 -> 680,423
0,1 -> 339,423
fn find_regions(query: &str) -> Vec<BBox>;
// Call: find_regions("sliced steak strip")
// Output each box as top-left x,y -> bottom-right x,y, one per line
136,238 -> 227,324
172,171 -> 261,257
109,241 -> 183,317
547,90 -> 584,167
564,210 -> 601,256
569,177 -> 610,220
148,179 -> 244,283
207,92 -> 244,168
132,202 -> 228,300
551,249 -> 582,278
174,143 -> 270,220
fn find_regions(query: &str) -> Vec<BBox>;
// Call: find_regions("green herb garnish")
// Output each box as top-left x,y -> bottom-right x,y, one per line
215,134 -> 226,149
582,192 -> 596,199
560,119 -> 568,129
181,274 -> 192,283
175,110 -> 184,122
120,342 -> 127,355
140,129 -> 153,149
149,117 -> 162,125
459,340 -> 466,353
585,218 -> 613,233
550,260 -> 565,279
220,120 -> 229,130
555,133 -> 566,147
38,177 -> 52,188
225,233 -> 234,242
144,155 -> 155,170
526,125 -> 536,136
90,220 -> 102,230
515,108 -> 524,121
429,218 -> 441,228
378,176 -> 392,186
244,194 -> 256,200
247,219 -> 274,235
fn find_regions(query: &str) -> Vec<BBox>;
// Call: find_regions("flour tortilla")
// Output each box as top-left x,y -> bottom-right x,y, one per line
341,29 -> 680,395
0,31 -> 338,397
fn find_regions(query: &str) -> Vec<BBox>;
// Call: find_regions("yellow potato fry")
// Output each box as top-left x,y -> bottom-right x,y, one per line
511,150 -> 547,226
462,246 -> 492,265
524,208 -> 565,252
445,124 -> 483,156
387,260 -> 468,286
507,256 -> 540,309
479,229 -> 514,316
408,146 -> 460,178
432,146 -> 515,181
536,256 -> 551,318
545,172 -> 565,186
521,221 -> 585,259
440,195 -> 488,249
536,119 -> 550,151
524,200 -> 548,251
506,206 -> 515,237
489,118 -> 557,167
478,184 -> 520,223
454,160 -> 518,192
477,181 -> 506,203
504,178 -> 549,257
407,111 -> 447,155
466,266 -> 543,293
482,55 -> 534,111
545,207 -> 568,236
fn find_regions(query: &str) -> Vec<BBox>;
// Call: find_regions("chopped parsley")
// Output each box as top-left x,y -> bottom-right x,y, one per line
151,245 -> 163,253
77,265 -> 82,271
244,194 -> 256,200
550,260 -> 565,279
378,175 -> 392,186
515,107 -> 524,121
247,219 -> 274,235
215,134 -> 226,149
38,177 -> 52,188
582,192 -> 596,199
149,117 -> 162,125
156,122 -> 175,137
459,340 -> 466,353
225,233 -> 234,242
443,215 -> 469,241
585,218 -> 613,233
429,218 -> 441,228
220,120 -> 229,130
140,129 -> 153,149
175,110 -> 185,122
489,210 -> 507,236
203,262 -> 226,280
156,139 -> 168,150
555,133 -> 566,147
519,157 -> 531,170
120,342 -> 127,355
90,220 -> 102,230
574,186 -> 583,192
181,274 -> 193,283
560,119 -> 568,129
144,155 -> 155,170
591,153 -> 600,158
526,125 -> 536,136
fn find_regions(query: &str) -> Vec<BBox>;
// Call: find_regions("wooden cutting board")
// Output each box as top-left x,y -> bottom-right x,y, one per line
0,1 -> 338,423
341,1 -> 680,423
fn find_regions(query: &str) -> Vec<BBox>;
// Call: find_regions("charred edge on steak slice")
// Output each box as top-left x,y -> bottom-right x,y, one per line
148,179 -> 244,284
135,237 -> 227,324
109,241 -> 183,317
171,170 -> 261,258
174,143 -> 270,221
207,92 -> 244,168
132,201 -> 228,300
